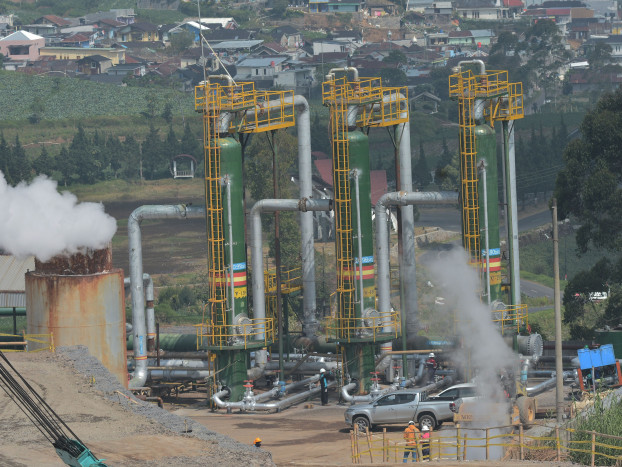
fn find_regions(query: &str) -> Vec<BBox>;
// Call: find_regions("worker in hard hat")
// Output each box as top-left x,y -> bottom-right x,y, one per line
319,368 -> 329,405
254,437 -> 262,448
425,353 -> 437,383
403,420 -> 419,462
421,425 -> 431,461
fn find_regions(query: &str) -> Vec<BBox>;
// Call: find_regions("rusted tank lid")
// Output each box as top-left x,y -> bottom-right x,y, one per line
34,246 -> 112,275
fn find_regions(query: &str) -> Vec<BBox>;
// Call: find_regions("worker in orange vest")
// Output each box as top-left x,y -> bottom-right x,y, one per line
403,420 -> 419,462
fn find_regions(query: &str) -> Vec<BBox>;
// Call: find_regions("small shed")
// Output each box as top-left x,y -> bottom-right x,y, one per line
170,154 -> 197,179
411,91 -> 441,114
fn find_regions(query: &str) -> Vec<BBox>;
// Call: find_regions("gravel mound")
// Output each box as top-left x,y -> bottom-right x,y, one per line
56,345 -> 274,466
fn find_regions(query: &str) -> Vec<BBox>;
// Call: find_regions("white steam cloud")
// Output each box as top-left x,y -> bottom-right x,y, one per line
0,172 -> 117,262
430,248 -> 516,401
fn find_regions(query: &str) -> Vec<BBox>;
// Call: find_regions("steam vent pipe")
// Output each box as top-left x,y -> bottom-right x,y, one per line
375,192 -> 459,335
251,198 -> 333,332
25,247 -> 128,386
128,204 -> 206,389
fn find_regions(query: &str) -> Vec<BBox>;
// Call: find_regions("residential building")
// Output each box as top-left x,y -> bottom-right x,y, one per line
424,2 -> 454,19
236,55 -> 289,79
0,31 -> 45,61
39,47 -> 125,64
313,39 -> 357,55
455,0 -> 510,19
117,21 -> 158,42
107,62 -> 146,77
34,15 -> 72,28
76,55 -> 113,74
271,25 -> 302,50
309,0 -> 363,13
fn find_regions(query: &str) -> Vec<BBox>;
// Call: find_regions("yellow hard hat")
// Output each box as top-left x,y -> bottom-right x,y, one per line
254,437 -> 262,444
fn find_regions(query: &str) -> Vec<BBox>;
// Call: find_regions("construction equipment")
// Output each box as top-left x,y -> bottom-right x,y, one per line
0,350 -> 107,466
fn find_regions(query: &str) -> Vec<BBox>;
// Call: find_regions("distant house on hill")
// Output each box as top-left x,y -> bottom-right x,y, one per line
76,55 -> 113,74
271,25 -> 302,49
454,0 -> 510,19
0,31 -> 45,61
117,21 -> 158,42
309,0 -> 364,13
34,15 -> 72,28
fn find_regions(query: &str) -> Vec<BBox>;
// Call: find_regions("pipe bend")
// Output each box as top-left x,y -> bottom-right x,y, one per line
212,388 -> 231,408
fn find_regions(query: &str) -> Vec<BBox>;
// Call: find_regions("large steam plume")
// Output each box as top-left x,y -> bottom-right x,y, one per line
0,172 -> 117,262
430,248 -> 516,400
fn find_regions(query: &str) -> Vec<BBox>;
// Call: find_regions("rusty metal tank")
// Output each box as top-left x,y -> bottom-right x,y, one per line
25,247 -> 127,387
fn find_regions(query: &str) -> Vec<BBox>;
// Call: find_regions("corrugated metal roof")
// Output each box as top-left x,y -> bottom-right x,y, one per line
0,292 -> 26,307
0,255 -> 35,291
211,40 -> 263,50
237,56 -> 288,67
0,30 -> 44,41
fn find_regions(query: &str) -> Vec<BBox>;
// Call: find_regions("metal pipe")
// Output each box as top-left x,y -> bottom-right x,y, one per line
148,369 -> 213,381
212,376 -> 335,411
375,192 -> 459,327
127,204 -> 206,389
479,161 -> 491,306
264,360 -> 338,374
527,371 -> 573,396
224,176 -> 236,319
250,198 -> 332,340
351,169 -> 365,322
456,59 -> 486,75
124,274 -> 155,351
341,381 -> 400,404
327,66 -> 359,81
242,95 -> 319,337
503,120 -> 521,304
552,199 -> 564,423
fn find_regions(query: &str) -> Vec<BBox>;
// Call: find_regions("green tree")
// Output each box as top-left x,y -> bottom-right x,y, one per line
121,135 -> 141,180
379,67 -> 407,86
33,145 -> 54,176
11,135 -> 31,182
554,88 -> 622,253
383,50 -> 407,64
0,133 -> 11,184
142,123 -> 164,180
588,42 -> 613,70
271,0 -> 288,18
180,122 -> 200,157
56,146 -> 74,186
161,102 -> 173,124
413,141 -> 431,188
169,31 -> 194,54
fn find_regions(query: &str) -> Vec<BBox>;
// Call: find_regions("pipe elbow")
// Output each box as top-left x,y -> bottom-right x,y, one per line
212,389 -> 231,408
341,382 -> 358,403
128,363 -> 148,389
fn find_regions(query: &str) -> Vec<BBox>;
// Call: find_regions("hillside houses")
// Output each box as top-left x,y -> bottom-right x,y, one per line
0,0 -> 620,97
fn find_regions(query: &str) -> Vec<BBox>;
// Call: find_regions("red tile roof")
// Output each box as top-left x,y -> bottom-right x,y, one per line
314,159 -> 333,186
42,15 -> 71,27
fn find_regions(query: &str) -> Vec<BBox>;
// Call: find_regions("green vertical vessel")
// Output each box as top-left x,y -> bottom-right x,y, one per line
475,124 -> 502,303
219,137 -> 248,318
349,131 -> 376,312
210,137 -> 255,402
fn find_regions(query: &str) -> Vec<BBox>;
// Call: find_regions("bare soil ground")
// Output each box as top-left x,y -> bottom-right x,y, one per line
0,349 -> 273,467
171,389 -> 582,467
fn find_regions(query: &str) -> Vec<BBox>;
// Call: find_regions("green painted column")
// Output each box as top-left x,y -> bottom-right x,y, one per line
218,137 -> 250,401
475,124 -> 502,303
349,131 -> 376,311
219,137 -> 248,321
344,343 -> 377,392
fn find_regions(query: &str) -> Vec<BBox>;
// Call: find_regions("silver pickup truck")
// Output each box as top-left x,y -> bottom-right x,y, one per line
344,384 -> 477,432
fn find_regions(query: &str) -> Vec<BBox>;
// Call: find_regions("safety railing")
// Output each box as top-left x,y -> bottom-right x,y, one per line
0,332 -> 55,352
491,303 -> 528,334
325,309 -> 400,343
264,267 -> 303,294
357,86 -> 409,128
238,89 -> 296,132
195,317 -> 275,350
350,422 -> 622,465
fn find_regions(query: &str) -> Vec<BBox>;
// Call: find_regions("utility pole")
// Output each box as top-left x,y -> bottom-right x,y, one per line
552,198 -> 564,424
